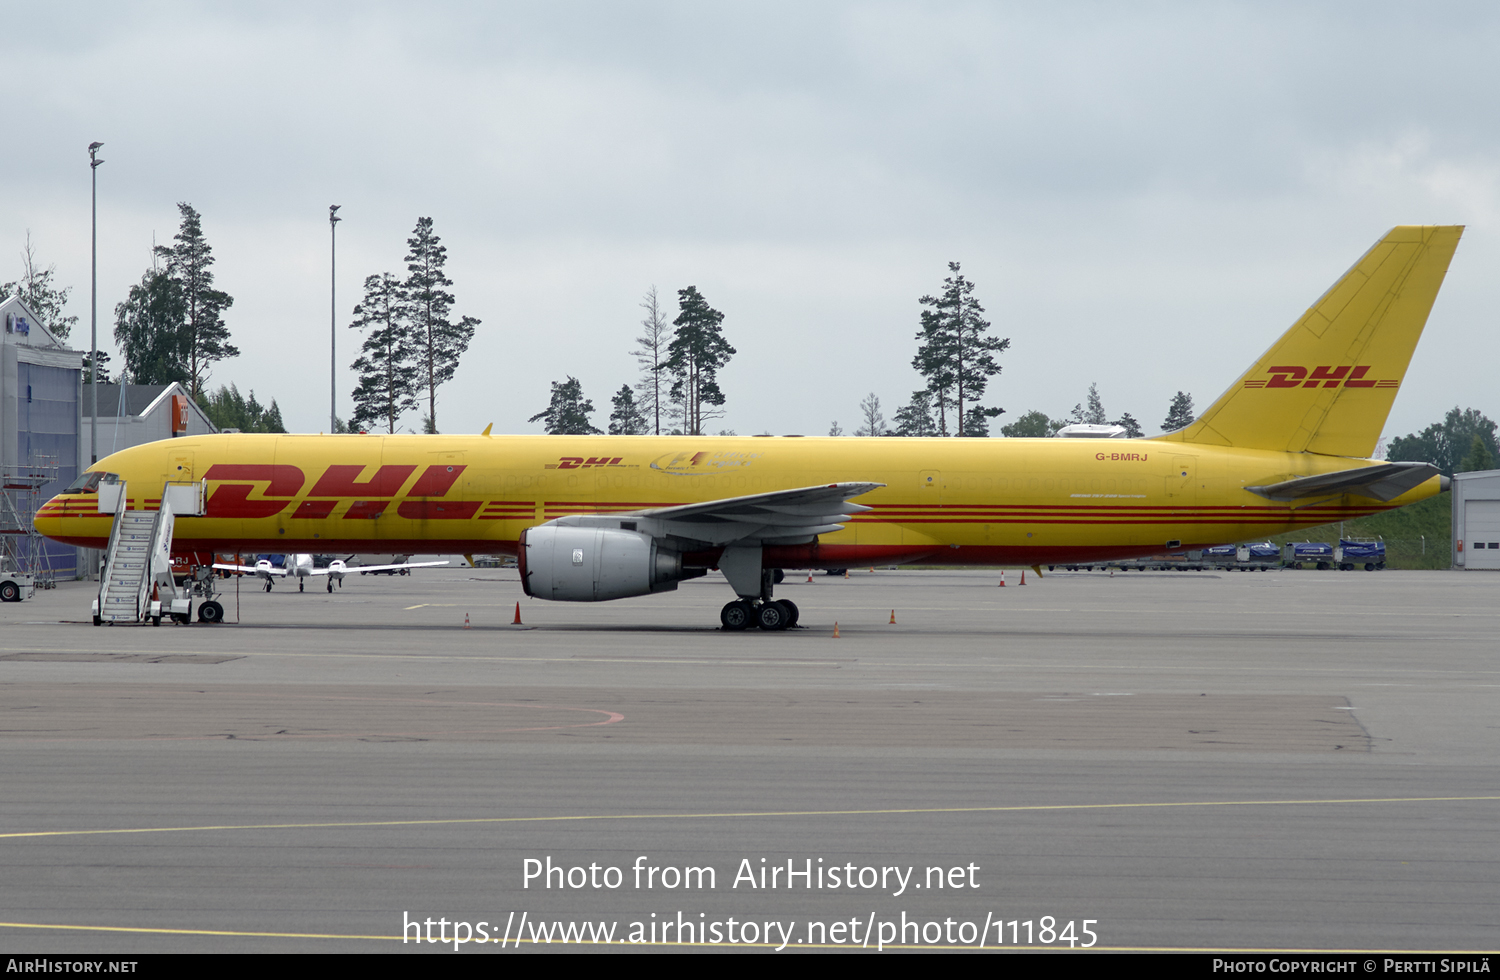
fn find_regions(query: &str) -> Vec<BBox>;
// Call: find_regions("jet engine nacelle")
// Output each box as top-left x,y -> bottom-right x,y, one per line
519,525 -> 698,601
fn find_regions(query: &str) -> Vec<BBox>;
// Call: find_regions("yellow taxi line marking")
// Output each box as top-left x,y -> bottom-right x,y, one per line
0,921 -> 1494,953
3,795 -> 1497,840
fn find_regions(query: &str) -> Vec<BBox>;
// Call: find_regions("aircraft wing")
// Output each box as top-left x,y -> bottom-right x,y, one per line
546,482 -> 884,547
317,561 -> 450,575
212,563 -> 289,576
1246,462 -> 1442,502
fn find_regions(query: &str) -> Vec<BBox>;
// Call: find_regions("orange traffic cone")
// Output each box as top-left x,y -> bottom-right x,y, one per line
1020,569 -> 1027,585
843,569 -> 849,579
512,602 -> 522,625
806,572 -> 813,583
889,609 -> 896,625
464,612 -> 471,629
998,571 -> 1006,587
832,621 -> 840,638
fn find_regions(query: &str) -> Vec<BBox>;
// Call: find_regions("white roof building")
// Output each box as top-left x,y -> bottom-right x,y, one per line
82,382 -> 218,460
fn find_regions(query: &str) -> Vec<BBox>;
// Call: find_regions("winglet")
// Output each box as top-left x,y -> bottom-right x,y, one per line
481,423 -> 493,437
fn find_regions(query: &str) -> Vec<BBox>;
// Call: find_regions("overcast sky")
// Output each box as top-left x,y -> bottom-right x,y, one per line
2,1 -> 1496,446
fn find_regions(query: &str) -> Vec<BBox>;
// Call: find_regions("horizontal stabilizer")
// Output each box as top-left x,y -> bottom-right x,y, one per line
1246,461 -> 1441,502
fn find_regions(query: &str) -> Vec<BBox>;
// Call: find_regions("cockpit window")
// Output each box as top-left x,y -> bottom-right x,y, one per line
62,471 -> 119,494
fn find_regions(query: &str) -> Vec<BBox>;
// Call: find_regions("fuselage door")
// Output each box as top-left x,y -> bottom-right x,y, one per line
1166,456 -> 1196,504
168,451 -> 195,484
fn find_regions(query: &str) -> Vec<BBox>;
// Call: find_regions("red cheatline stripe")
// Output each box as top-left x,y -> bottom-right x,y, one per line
865,502 -> 1390,511
848,515 -> 1385,526
855,509 -> 1389,519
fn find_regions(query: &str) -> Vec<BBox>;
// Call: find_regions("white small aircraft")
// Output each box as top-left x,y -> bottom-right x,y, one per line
213,554 -> 448,592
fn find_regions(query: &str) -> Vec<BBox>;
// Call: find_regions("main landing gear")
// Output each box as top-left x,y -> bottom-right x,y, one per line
720,598 -> 800,631
719,564 -> 800,631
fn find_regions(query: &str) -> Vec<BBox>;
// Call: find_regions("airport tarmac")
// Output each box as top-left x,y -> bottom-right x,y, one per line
0,566 -> 1496,953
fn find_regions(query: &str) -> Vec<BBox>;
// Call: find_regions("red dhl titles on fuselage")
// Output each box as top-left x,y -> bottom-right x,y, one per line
33,432 -> 1434,566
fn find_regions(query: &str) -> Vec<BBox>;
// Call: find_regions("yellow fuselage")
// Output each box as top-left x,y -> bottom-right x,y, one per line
35,433 -> 1437,566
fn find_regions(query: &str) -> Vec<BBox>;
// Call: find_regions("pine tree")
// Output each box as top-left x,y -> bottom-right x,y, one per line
857,393 -> 886,437
156,204 -> 237,399
633,286 -> 671,435
113,267 -> 188,386
963,405 -> 1003,437
81,350 -> 112,384
1112,412 -> 1144,438
913,262 -> 1009,436
1162,391 -> 1195,432
893,390 -> 939,436
349,272 -> 418,434
529,377 -> 601,434
3,232 -> 78,340
1083,383 -> 1107,424
197,384 -> 287,433
665,286 -> 734,436
404,217 -> 479,433
609,384 -> 648,435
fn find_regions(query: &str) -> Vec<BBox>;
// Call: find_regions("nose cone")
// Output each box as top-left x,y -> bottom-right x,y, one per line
32,500 -> 63,540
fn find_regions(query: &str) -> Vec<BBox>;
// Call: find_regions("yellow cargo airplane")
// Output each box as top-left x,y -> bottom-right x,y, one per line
37,226 -> 1460,630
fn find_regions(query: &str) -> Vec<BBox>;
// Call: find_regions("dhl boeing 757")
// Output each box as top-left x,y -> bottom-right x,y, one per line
37,226 -> 1460,630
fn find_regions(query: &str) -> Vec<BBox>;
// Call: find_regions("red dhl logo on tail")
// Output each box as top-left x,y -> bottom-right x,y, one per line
1243,366 -> 1399,390
201,463 -> 477,520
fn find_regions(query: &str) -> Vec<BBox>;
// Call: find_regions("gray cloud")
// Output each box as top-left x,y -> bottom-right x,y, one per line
1,1 -> 1497,440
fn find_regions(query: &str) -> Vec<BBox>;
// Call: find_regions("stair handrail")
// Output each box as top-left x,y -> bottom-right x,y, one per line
96,480 -> 128,619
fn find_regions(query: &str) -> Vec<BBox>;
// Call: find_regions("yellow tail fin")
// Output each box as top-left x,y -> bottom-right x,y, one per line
1159,225 -> 1462,457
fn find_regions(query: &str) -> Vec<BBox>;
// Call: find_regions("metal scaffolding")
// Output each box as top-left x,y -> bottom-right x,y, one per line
1,455 -> 60,589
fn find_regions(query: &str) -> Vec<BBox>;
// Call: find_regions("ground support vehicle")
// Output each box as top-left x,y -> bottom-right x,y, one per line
1338,538 -> 1386,571
1283,541 -> 1336,569
0,557 -> 34,602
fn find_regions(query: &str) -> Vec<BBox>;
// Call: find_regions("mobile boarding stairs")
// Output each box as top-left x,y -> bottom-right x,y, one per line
92,480 -> 214,626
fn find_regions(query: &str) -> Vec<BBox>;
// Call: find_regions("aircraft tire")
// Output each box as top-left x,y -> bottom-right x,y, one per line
778,599 -> 799,627
720,600 -> 756,631
198,601 -> 224,624
757,601 -> 790,631
171,612 -> 190,624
